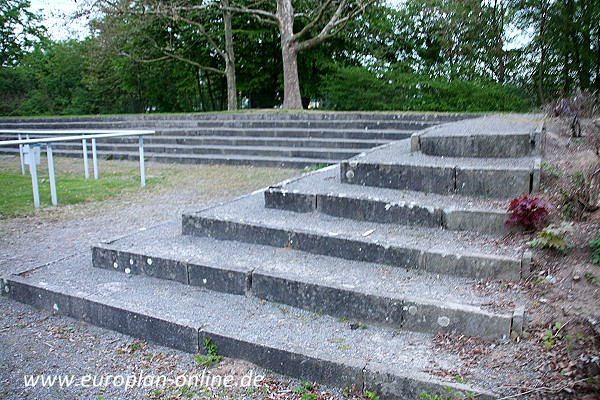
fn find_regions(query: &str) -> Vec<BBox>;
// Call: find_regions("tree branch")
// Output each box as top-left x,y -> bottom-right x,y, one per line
169,12 -> 228,60
297,0 -> 374,52
292,0 -> 336,41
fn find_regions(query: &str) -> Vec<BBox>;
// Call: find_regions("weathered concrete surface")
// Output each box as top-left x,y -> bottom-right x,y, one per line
413,114 -> 542,158
183,191 -> 524,281
264,165 -> 512,234
0,256 -> 499,399
89,221 -> 519,339
341,139 -> 540,198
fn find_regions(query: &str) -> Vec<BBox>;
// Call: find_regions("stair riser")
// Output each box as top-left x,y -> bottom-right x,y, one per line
419,134 -> 533,158
0,112 -> 475,124
181,216 -> 522,281
0,129 -> 412,141
0,148 -> 332,168
2,278 -> 198,352
92,247 -> 251,295
44,142 -> 360,159
252,274 -> 512,339
0,277 -> 498,400
0,119 -> 434,130
264,189 -> 511,235
91,246 -> 512,339
212,120 -> 435,130
341,161 -> 536,199
157,129 -> 412,140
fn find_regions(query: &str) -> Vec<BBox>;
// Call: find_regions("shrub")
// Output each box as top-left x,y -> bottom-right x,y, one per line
591,231 -> 600,264
505,194 -> 553,230
529,222 -> 573,253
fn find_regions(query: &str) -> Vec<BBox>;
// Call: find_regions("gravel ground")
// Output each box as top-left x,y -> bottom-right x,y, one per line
1,156 -> 330,400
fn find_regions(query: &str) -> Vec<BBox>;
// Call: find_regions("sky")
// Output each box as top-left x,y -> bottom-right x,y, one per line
28,0 -> 89,40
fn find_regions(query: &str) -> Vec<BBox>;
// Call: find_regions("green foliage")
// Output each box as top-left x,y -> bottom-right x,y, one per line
540,162 -> 562,178
529,222 -> 573,253
292,382 -> 314,394
419,386 -> 475,400
364,391 -> 379,400
195,338 -> 222,367
322,66 -> 530,112
590,231 -> 600,264
0,0 -> 46,67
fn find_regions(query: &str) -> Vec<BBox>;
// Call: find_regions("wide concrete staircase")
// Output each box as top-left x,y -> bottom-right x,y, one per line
1,114 -> 544,399
0,112 -> 472,168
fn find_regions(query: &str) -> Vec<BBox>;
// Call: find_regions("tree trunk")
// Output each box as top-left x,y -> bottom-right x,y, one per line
537,0 -> 548,104
222,0 -> 237,110
277,0 -> 303,109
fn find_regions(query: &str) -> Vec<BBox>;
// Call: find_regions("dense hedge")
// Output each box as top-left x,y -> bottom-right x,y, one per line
321,67 -> 532,112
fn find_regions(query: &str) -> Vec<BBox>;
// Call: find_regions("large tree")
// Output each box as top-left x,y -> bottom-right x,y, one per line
88,0 -> 239,110
229,0 -> 376,109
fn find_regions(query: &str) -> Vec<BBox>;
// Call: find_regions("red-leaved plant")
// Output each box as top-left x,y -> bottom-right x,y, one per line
505,194 -> 553,230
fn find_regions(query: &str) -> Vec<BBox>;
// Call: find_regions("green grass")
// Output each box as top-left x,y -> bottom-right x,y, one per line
0,161 -> 156,217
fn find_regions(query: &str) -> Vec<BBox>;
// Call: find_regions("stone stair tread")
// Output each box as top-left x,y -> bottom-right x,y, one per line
1,255 -> 498,399
52,142 -> 370,155
354,139 -> 538,170
186,191 -> 522,259
420,114 -> 536,138
182,192 -> 526,281
94,220 -> 517,336
270,165 -> 507,212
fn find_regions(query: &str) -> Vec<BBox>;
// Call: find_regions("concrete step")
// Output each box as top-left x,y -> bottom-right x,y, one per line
265,165 -> 512,235
0,118 -> 434,131
0,111 -> 477,124
0,147 -> 334,169
45,142 -> 363,160
0,134 -> 389,149
0,257 -> 498,400
340,140 -> 541,199
182,192 -> 529,281
0,127 -> 414,141
414,115 -> 543,158
153,128 -> 414,140
92,221 -> 520,340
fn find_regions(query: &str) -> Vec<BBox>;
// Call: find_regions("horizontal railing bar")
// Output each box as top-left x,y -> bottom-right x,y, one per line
0,130 -> 155,146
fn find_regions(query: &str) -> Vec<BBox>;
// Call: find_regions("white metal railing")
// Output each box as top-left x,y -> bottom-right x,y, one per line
0,130 -> 155,208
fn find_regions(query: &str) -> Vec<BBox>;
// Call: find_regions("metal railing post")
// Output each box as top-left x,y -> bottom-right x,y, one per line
139,135 -> 146,187
18,134 -> 25,175
27,147 -> 40,208
82,139 -> 89,179
47,143 -> 58,206
92,138 -> 99,180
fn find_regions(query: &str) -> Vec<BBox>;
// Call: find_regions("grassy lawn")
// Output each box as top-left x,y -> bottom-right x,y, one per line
0,154 -> 300,219
0,156 -> 155,217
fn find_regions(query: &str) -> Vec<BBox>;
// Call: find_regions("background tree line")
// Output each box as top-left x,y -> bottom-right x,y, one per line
0,0 -> 598,115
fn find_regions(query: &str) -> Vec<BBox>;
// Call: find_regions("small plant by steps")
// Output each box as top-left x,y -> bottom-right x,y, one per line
590,229 -> 600,263
505,194 -> 553,230
529,222 -> 574,253
194,338 -> 222,367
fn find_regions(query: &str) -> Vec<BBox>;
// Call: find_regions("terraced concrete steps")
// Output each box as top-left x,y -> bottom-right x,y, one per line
414,115 -> 543,158
0,147 -> 335,169
0,118 -> 435,131
0,254 -> 497,400
34,141 -> 364,160
182,191 -> 528,281
91,220 -> 519,339
265,165 -> 511,235
0,112 -> 476,167
341,139 -> 541,199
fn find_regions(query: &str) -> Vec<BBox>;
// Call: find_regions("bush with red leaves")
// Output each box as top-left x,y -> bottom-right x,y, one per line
505,194 -> 553,230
